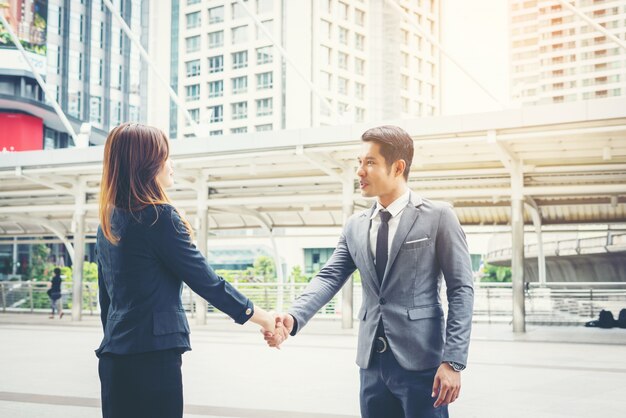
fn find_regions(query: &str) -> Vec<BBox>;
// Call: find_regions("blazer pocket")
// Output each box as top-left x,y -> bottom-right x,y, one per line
153,311 -> 190,336
401,236 -> 432,250
407,304 -> 444,320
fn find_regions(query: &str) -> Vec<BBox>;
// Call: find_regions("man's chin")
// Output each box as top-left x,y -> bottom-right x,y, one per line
360,189 -> 373,198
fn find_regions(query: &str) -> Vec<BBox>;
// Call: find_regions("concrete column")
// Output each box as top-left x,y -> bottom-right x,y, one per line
511,160 -> 525,333
195,179 -> 208,325
12,237 -> 18,275
341,176 -> 354,329
526,201 -> 546,287
71,180 -> 87,321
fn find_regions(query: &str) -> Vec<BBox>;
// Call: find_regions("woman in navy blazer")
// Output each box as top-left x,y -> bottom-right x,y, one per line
96,123 -> 276,418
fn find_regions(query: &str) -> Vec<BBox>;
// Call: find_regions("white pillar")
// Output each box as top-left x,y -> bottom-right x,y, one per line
195,179 -> 208,325
341,176 -> 354,329
511,160 -> 526,333
12,237 -> 18,275
526,201 -> 546,287
71,182 -> 86,321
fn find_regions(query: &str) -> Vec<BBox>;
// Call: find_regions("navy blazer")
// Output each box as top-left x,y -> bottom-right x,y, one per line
96,204 -> 253,356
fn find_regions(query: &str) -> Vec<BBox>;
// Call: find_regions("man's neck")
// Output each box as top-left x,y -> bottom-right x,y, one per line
378,185 -> 408,208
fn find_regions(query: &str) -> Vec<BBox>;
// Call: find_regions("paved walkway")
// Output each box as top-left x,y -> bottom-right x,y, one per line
1,313 -> 625,418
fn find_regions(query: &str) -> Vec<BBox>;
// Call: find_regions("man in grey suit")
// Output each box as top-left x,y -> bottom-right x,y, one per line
266,125 -> 474,418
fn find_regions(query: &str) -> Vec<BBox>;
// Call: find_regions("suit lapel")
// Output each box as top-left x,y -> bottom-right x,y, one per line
357,203 -> 380,293
382,193 -> 423,286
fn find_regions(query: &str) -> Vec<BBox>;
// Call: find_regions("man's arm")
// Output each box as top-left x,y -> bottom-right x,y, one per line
436,205 -> 474,366
264,231 -> 356,347
287,232 -> 356,333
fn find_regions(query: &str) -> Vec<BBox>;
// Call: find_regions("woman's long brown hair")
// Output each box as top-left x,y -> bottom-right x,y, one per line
99,123 -> 192,244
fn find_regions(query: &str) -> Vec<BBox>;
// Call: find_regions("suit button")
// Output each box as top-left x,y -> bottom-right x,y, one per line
379,298 -> 386,305
245,308 -> 252,316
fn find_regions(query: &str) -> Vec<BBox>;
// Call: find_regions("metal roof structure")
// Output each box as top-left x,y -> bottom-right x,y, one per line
1,97 -> 625,242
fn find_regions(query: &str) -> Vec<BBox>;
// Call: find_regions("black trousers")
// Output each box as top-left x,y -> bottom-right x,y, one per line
99,349 -> 183,418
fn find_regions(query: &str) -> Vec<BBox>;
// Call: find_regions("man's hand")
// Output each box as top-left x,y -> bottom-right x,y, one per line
263,313 -> 294,349
432,363 -> 461,408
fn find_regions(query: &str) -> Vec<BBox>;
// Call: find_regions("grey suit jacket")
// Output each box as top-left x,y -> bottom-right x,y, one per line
289,193 -> 474,371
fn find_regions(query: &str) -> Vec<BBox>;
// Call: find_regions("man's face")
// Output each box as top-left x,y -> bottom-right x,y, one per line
356,141 -> 397,198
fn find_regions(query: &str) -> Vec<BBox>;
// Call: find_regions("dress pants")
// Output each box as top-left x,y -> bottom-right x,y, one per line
360,347 -> 449,418
99,349 -> 183,418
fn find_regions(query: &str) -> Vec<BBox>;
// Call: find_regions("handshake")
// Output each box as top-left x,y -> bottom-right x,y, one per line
259,313 -> 295,349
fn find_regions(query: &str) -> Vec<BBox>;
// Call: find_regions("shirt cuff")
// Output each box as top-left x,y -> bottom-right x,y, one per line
289,314 -> 299,336
233,300 -> 254,325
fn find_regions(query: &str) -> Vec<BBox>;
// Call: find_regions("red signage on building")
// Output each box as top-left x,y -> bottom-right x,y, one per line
0,113 -> 44,151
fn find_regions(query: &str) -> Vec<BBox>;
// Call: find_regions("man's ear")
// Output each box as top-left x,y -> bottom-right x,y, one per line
394,159 -> 406,178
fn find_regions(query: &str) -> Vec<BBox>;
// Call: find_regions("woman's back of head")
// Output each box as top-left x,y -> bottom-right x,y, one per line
99,123 -> 171,244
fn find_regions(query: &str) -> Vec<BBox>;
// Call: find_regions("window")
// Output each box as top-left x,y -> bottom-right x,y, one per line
355,9 -> 365,26
209,105 -> 223,122
186,11 -> 201,29
232,1 -> 246,19
186,35 -> 200,52
338,52 -> 348,69
208,80 -> 223,98
355,58 -> 364,75
256,124 -> 272,131
232,51 -> 248,69
338,102 -> 349,114
208,31 -> 224,48
209,130 -> 223,136
257,20 -> 273,40
231,127 -> 248,134
256,72 -> 273,89
257,46 -> 273,64
208,6 -> 224,23
187,0 -> 200,4
321,46 -> 331,66
187,108 -> 199,126
402,97 -> 409,112
232,76 -> 248,94
232,25 -> 248,44
339,1 -> 348,19
339,27 -> 348,45
186,84 -> 200,101
231,101 -> 248,119
355,82 -> 364,100
208,55 -> 224,73
401,74 -> 409,90
355,33 -> 364,50
257,0 -> 272,13
186,60 -> 201,77
321,20 -> 332,39
320,71 -> 332,90
355,107 -> 365,122
256,98 -> 273,116
338,77 -> 348,95
90,96 -> 102,124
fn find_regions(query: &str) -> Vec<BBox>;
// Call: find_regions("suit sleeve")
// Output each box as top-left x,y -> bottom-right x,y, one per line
97,260 -> 110,332
288,231 -> 357,334
436,205 -> 474,366
151,206 -> 253,325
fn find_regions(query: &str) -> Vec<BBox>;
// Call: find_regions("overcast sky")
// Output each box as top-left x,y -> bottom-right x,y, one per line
440,0 -> 511,116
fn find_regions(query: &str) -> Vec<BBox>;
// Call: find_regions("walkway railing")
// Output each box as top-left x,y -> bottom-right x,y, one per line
1,281 -> 625,325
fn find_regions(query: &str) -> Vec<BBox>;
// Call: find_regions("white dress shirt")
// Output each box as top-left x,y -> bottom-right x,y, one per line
369,189 -> 411,262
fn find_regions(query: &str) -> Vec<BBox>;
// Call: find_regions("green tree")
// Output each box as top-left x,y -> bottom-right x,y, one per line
289,265 -> 309,283
27,244 -> 54,281
480,263 -> 512,283
253,256 -> 275,282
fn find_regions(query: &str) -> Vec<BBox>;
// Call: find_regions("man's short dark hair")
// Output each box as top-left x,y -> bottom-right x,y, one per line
361,125 -> 414,181
54,267 -> 61,275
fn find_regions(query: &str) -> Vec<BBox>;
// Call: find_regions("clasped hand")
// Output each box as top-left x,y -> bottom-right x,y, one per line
260,313 -> 294,349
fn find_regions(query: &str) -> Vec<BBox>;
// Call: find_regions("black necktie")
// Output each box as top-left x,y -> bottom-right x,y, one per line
375,211 -> 392,285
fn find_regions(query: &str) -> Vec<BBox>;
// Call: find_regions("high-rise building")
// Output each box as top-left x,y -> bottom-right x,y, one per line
172,0 -> 441,139
510,0 -> 626,106
0,0 -> 149,150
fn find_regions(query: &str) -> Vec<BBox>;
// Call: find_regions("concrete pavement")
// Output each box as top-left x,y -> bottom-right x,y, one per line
1,313 -> 625,418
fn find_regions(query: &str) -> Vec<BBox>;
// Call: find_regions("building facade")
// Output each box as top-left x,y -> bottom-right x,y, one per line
172,0 -> 441,139
510,0 -> 626,106
0,0 -> 149,150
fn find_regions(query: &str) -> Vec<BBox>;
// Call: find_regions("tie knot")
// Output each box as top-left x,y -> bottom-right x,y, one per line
379,211 -> 392,224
